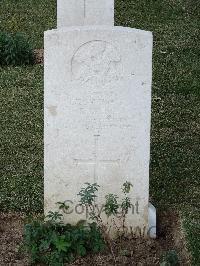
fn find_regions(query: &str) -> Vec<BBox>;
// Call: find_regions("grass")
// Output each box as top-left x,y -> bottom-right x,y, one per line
0,66 -> 43,212
182,207 -> 200,265
0,0 -> 199,264
0,0 -> 56,48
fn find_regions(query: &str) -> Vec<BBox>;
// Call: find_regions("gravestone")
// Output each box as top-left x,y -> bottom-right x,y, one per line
57,0 -> 114,28
44,0 -> 156,237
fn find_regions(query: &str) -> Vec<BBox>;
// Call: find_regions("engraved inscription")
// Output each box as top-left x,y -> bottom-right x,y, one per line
74,135 -> 120,182
71,40 -> 122,84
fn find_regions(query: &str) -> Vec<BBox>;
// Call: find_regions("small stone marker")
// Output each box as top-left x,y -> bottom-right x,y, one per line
45,0 -> 156,237
57,0 -> 114,28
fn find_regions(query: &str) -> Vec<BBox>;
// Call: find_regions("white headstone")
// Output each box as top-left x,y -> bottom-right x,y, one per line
57,0 -> 114,28
45,0 -> 155,237
44,26 -> 153,236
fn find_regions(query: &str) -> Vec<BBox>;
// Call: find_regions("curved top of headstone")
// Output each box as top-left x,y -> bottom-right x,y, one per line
57,0 -> 114,28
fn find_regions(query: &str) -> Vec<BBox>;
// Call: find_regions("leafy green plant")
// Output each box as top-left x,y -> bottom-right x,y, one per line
56,201 -> 70,212
23,211 -> 105,265
24,182 -> 133,265
104,194 -> 119,217
160,250 -> 179,266
122,181 -> 133,194
46,211 -> 63,222
78,181 -> 133,233
78,182 -> 100,205
77,181 -> 133,264
0,32 -> 34,66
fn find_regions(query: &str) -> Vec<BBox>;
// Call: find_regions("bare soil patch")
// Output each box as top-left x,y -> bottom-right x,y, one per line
0,211 -> 190,265
0,213 -> 28,266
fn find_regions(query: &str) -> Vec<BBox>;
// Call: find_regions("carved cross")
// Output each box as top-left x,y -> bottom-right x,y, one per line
74,135 -> 120,182
57,0 -> 114,28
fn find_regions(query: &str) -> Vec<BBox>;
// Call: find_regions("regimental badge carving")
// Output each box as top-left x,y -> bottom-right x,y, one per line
71,40 -> 122,84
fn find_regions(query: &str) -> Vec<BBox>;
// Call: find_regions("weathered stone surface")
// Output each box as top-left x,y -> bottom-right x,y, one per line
57,0 -> 114,28
44,26 -> 153,234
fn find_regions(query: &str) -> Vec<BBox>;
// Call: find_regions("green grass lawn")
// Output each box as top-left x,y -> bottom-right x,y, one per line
0,66 -> 43,212
0,0 -> 56,48
0,0 -> 199,264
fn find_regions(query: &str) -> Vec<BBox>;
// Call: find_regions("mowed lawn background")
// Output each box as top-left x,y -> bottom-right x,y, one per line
0,0 -> 199,264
